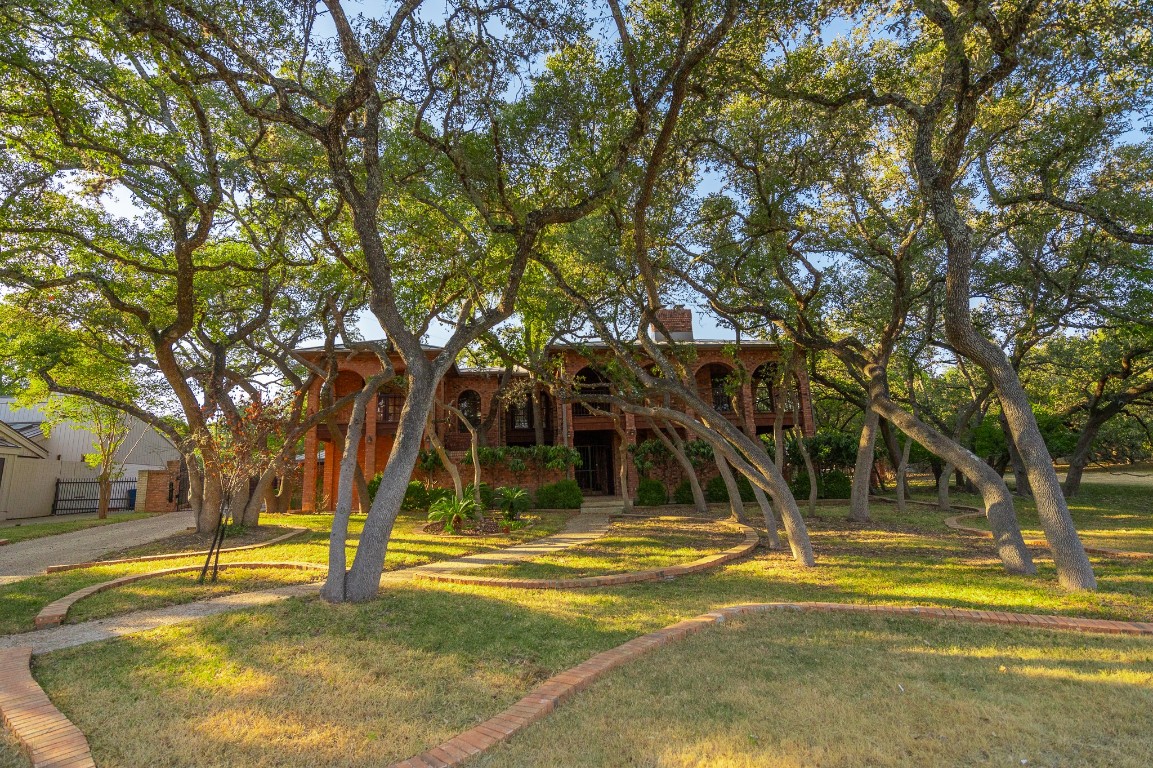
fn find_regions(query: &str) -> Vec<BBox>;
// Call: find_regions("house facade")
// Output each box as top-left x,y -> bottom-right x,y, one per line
0,398 -> 181,521
299,308 -> 815,510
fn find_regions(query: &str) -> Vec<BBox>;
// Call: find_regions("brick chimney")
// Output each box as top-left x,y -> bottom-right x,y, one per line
651,305 -> 694,342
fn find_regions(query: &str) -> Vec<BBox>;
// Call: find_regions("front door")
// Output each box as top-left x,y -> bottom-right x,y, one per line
573,432 -> 614,495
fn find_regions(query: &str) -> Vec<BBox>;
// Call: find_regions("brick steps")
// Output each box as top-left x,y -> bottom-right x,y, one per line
44,527 -> 309,574
0,647 -> 94,768
34,562 -> 326,628
389,600 -> 1153,768
413,523 -> 760,590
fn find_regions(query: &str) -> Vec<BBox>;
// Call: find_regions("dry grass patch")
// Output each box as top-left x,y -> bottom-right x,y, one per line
472,610 -> 1153,768
468,516 -> 747,579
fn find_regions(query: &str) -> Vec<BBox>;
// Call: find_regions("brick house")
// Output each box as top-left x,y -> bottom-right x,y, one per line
298,308 -> 815,510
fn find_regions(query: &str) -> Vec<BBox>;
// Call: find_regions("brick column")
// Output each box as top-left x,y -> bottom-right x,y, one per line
364,393 -> 379,480
302,426 -> 319,512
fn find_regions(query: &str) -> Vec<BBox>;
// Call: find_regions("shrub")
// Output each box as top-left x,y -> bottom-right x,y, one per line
399,480 -> 427,511
535,479 -> 583,509
822,469 -> 852,499
789,470 -> 815,501
496,486 -> 531,521
635,477 -> 668,506
705,473 -> 755,504
465,482 -> 497,509
672,479 -> 696,505
427,496 -> 481,534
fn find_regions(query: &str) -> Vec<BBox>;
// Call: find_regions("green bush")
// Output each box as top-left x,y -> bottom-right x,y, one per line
465,482 -> 497,509
672,479 -> 696,505
495,486 -> 531,521
789,470 -> 815,500
705,473 -> 755,503
427,496 -> 481,534
399,480 -> 427,511
822,469 -> 852,499
635,477 -> 668,506
535,479 -> 583,509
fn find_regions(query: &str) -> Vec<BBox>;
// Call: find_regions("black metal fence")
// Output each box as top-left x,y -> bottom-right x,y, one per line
51,479 -> 137,515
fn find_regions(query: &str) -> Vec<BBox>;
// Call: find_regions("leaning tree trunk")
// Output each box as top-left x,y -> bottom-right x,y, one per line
999,411 -> 1031,498
849,408 -> 879,522
862,365 -> 1035,574
341,367 -> 443,602
926,169 -> 1094,589
895,437 -> 912,514
937,462 -> 953,510
654,422 -> 708,514
750,483 -> 782,549
427,419 -> 463,500
614,424 -> 633,512
713,454 -> 748,523
320,381 -> 376,602
1063,410 -> 1111,497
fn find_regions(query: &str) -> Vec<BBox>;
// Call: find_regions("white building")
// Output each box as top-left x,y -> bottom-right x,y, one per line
0,398 -> 181,521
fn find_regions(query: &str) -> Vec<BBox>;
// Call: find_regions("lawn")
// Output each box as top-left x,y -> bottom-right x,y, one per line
0,512 -> 153,544
467,515 -> 747,579
0,510 -> 573,635
903,477 -> 1153,554
5,484 -> 1153,768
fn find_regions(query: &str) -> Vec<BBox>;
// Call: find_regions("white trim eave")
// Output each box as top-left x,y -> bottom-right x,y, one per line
0,421 -> 48,459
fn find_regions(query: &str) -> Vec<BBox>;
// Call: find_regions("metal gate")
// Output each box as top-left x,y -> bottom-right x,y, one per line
51,479 -> 137,515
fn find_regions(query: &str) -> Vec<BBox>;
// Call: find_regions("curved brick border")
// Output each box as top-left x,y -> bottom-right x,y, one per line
413,523 -> 760,590
44,527 -> 309,573
870,496 -> 1153,561
0,647 -> 94,768
35,562 -> 326,628
943,510 -> 1153,560
389,600 -> 1153,768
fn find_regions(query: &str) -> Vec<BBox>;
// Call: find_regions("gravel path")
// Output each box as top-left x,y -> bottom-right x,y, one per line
0,511 -> 195,586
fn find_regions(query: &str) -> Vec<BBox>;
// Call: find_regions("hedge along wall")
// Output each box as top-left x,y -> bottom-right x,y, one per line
419,451 -> 570,495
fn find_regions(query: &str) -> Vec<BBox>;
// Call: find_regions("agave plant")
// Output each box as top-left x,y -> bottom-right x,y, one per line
427,496 -> 481,534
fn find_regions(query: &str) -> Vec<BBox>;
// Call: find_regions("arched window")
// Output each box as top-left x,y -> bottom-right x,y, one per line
457,390 -> 482,432
572,368 -> 610,418
753,363 -> 777,413
701,363 -> 735,412
509,399 -> 531,430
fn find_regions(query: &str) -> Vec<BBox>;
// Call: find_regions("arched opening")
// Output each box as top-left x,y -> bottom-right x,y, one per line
699,363 -> 736,413
506,391 -> 553,445
457,390 -> 482,432
572,367 -> 610,418
753,363 -> 778,413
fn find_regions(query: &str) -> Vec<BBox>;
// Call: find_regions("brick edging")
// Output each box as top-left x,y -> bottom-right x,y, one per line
0,539 -> 8,546
0,646 -> 95,768
44,527 -> 309,573
942,511 -> 1153,560
34,562 -> 326,628
870,496 -> 1153,561
388,600 -> 1153,768
413,524 -> 760,590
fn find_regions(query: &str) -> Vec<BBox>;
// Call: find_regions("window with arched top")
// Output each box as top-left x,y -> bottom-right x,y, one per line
457,390 -> 482,432
701,363 -> 735,412
572,368 -> 610,418
753,363 -> 778,413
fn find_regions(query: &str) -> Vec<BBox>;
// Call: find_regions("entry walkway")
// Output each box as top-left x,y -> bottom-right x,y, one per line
0,511 -> 195,586
0,514 -> 614,656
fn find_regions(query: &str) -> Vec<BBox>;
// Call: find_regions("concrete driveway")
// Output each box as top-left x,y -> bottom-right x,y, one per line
0,511 -> 195,585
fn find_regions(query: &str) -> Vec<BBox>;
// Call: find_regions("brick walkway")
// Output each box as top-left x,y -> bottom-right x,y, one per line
0,512 -> 195,586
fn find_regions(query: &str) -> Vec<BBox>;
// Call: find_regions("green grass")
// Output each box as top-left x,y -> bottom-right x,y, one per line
469,516 -> 746,579
0,510 -> 573,635
906,479 -> 1153,553
473,611 -> 1153,768
10,483 -> 1153,768
0,512 -> 152,544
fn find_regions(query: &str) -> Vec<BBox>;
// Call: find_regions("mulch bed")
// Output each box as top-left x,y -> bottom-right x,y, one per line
422,517 -> 522,536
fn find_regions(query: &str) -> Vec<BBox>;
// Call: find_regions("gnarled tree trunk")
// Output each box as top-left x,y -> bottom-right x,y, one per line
849,407 -> 879,522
